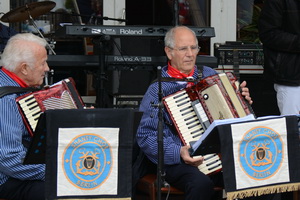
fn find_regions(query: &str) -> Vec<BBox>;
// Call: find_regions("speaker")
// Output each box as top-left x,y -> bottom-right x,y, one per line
239,74 -> 280,117
107,70 -> 156,96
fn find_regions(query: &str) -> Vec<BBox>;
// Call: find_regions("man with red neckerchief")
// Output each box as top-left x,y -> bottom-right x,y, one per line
0,33 -> 49,200
136,26 -> 278,200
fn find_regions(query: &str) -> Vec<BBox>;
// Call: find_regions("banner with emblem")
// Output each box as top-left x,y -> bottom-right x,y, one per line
44,109 -> 140,200
57,127 -> 119,196
218,115 -> 300,199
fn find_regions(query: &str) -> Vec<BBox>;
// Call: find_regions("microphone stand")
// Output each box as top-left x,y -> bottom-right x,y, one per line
154,70 -> 198,200
156,66 -> 166,200
94,34 -> 110,108
26,9 -> 56,55
156,3 -> 178,196
173,0 -> 179,26
50,11 -> 128,24
159,9 -> 178,195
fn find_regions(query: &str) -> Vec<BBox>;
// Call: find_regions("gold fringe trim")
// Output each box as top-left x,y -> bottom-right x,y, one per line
59,198 -> 131,200
226,182 -> 300,200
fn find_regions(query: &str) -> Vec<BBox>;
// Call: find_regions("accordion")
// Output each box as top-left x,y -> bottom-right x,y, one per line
16,78 -> 85,136
163,72 -> 253,175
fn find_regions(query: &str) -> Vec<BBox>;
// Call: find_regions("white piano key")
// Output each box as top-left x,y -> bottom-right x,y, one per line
173,118 -> 200,130
187,121 -> 202,130
175,117 -> 199,128
165,95 -> 190,103
165,90 -> 188,100
19,100 -> 37,111
186,117 -> 200,126
180,132 -> 202,142
19,102 -> 39,112
198,154 -> 222,175
199,158 -> 221,170
203,154 -> 219,162
182,134 -> 201,144
166,100 -> 192,110
174,96 -> 190,104
27,112 -> 41,131
22,106 -> 41,116
164,96 -> 189,106
200,164 -> 222,175
178,123 -> 203,134
169,106 -> 194,116
190,130 -> 203,138
176,118 -> 202,129
171,107 -> 196,118
200,162 -> 222,173
172,111 -> 196,121
183,128 -> 203,138
18,94 -> 35,104
165,93 -> 190,103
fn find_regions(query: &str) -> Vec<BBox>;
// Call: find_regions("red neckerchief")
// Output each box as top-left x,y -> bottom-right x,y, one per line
1,67 -> 28,87
167,62 -> 195,87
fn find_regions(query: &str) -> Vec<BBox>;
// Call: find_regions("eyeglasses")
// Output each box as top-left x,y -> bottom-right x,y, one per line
169,45 -> 201,54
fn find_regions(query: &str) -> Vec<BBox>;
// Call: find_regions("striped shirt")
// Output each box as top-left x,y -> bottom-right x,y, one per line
136,65 -> 217,165
0,69 -> 45,185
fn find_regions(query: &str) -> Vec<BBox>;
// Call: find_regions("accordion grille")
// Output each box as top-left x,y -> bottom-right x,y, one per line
43,91 -> 77,110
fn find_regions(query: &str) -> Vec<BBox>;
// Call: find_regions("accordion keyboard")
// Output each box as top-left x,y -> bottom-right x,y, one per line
164,89 -> 222,175
18,94 -> 42,132
197,154 -> 222,175
164,89 -> 209,145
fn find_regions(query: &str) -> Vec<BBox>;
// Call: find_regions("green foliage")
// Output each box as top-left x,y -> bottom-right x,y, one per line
237,5 -> 262,43
65,0 -> 74,10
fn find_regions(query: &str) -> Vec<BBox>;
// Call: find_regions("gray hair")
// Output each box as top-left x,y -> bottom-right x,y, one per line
164,26 -> 198,48
1,33 -> 47,72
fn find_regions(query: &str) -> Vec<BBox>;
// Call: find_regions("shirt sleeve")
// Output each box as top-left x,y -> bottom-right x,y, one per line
202,66 -> 218,77
136,83 -> 182,165
0,96 -> 45,183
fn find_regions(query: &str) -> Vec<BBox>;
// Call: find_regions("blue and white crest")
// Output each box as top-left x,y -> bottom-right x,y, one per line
62,133 -> 113,190
239,126 -> 284,180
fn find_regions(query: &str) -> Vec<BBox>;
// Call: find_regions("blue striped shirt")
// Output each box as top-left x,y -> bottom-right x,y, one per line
136,65 -> 217,165
0,69 -> 45,185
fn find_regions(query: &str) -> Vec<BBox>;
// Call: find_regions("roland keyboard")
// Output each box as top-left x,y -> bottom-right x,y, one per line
55,25 -> 215,38
47,55 -> 218,70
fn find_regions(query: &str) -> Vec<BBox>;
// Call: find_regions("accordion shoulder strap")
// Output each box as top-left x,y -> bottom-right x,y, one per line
197,65 -> 203,80
0,86 -> 39,98
151,77 -> 194,84
151,65 -> 204,84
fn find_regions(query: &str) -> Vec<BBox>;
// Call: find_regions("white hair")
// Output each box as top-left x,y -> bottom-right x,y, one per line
1,33 -> 47,72
164,25 -> 198,48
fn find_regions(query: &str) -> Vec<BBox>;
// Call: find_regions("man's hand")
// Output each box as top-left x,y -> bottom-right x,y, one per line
180,145 -> 204,167
240,80 -> 253,105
